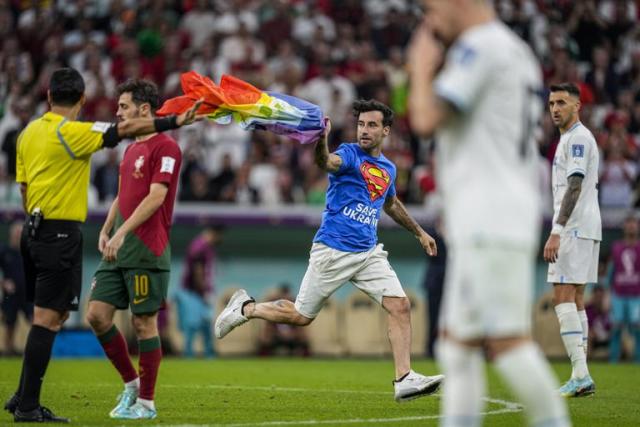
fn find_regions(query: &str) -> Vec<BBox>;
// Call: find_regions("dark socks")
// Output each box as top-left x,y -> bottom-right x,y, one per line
18,325 -> 57,411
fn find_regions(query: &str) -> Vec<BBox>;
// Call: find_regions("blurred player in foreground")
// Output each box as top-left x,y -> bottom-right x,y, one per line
216,99 -> 444,402
85,79 -> 191,420
408,0 -> 570,426
544,82 -> 600,396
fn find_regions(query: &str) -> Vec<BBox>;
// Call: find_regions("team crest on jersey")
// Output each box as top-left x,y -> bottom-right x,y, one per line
571,144 -> 584,158
360,161 -> 390,201
133,155 -> 145,178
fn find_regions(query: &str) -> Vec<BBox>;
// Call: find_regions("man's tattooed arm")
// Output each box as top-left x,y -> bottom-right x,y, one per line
384,195 -> 422,235
557,174 -> 583,226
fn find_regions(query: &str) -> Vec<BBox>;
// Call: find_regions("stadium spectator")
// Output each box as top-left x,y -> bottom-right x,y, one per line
175,225 -> 223,358
180,166 -> 215,202
210,153 -> 236,201
1,97 -> 33,180
600,140 -> 637,209
257,284 -> 310,357
226,161 -> 259,204
0,221 -> 32,356
178,0 -> 217,51
219,22 -> 266,83
584,284 -> 611,357
586,45 -> 620,105
300,61 -> 356,134
567,0 -> 608,63
93,148 -> 120,204
608,214 -> 640,363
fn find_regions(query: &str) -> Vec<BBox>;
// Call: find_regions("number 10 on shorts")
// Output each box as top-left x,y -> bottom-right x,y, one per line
134,274 -> 149,297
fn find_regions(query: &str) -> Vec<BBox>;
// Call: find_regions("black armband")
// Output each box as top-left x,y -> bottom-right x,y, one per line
102,124 -> 122,148
153,115 -> 179,132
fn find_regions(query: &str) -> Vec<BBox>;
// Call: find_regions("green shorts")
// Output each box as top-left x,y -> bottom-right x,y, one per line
89,266 -> 169,314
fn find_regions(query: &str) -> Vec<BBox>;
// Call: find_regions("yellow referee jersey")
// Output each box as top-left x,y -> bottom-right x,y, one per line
16,112 -> 110,222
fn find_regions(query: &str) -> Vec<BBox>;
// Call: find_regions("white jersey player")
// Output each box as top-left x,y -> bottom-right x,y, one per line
408,1 -> 570,426
543,83 -> 601,397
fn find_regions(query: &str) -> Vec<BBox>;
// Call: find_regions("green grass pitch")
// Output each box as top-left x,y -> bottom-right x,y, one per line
0,358 -> 638,426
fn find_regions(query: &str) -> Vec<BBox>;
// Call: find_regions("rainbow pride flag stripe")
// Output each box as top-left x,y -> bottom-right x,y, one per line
157,71 -> 326,144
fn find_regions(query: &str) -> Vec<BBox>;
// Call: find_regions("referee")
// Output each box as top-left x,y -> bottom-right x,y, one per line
3,68 -> 201,423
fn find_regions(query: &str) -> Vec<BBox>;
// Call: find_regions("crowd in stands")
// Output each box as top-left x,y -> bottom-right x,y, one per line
0,0 -> 639,210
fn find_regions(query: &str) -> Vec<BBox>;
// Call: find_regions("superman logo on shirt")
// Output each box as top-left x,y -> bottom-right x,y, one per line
360,162 -> 390,201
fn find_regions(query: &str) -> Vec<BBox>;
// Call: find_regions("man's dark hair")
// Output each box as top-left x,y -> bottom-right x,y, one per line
549,82 -> 581,99
352,99 -> 394,127
117,78 -> 160,111
49,68 -> 85,106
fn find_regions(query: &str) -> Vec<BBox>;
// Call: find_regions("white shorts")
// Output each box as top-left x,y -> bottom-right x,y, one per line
547,235 -> 599,285
294,243 -> 406,319
440,243 -> 534,340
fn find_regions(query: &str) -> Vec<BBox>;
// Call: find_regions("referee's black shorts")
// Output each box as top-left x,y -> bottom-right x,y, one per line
20,219 -> 83,312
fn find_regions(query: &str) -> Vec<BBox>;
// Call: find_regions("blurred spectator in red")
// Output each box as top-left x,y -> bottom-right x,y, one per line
584,284 -> 611,356
175,226 -> 224,357
599,128 -> 637,208
608,214 -> 640,363
600,110 -> 638,157
179,0 -> 217,50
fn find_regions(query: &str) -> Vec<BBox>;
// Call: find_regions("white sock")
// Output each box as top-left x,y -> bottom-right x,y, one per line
555,303 -> 589,379
436,340 -> 485,427
125,378 -> 140,390
494,342 -> 570,427
137,398 -> 155,411
577,309 -> 589,356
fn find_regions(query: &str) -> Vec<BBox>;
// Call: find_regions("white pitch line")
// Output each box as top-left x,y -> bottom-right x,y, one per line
135,401 -> 521,427
102,383 -> 523,427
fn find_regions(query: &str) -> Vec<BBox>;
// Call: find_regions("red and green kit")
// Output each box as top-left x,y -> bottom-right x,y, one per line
90,133 -> 182,314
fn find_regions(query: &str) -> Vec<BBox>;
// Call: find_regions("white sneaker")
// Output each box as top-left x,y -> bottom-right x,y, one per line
214,289 -> 254,339
393,370 -> 444,402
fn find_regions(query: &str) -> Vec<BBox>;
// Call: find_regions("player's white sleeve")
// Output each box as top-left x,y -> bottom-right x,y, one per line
565,134 -> 591,177
433,41 -> 492,112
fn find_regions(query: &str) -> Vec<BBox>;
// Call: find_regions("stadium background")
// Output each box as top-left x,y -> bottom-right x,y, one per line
0,0 -> 639,358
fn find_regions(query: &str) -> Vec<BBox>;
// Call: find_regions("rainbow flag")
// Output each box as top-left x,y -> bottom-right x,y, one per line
157,71 -> 326,144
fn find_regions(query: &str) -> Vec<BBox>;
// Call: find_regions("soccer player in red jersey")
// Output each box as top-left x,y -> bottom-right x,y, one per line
85,79 -> 183,420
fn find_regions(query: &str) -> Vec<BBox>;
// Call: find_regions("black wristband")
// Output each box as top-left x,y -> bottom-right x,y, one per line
154,115 -> 179,132
102,124 -> 122,148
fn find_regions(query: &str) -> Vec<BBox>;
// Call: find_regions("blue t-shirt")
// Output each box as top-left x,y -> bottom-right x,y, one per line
314,143 -> 397,252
